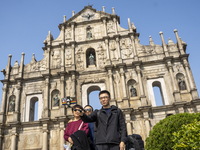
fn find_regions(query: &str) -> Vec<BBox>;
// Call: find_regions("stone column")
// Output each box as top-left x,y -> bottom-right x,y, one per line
5,54 -> 12,80
60,75 -> 65,100
106,66 -> 115,100
144,119 -> 151,137
104,38 -> 111,62
159,32 -> 169,57
118,65 -> 127,99
182,57 -> 199,99
142,108 -> 151,138
0,128 -> 2,149
182,58 -> 194,89
46,49 -> 51,73
129,34 -> 138,60
60,75 -> 66,117
136,65 -> 144,96
135,64 -> 147,106
11,127 -> 17,150
14,82 -> 22,121
0,83 -> 8,114
124,111 -> 133,135
43,77 -> 50,118
115,36 -> 122,61
42,124 -> 48,150
71,72 -> 76,98
60,122 -> 65,149
61,44 -> 65,72
165,59 -> 181,102
19,52 -> 25,78
113,17 -> 118,34
71,22 -> 75,41
71,43 -> 75,69
102,18 -> 107,36
174,29 -> 185,55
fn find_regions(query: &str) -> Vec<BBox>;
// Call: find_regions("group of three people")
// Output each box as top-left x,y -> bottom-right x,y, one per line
64,90 -> 127,150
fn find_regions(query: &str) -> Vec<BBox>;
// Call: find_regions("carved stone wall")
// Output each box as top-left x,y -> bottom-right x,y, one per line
0,6 -> 200,150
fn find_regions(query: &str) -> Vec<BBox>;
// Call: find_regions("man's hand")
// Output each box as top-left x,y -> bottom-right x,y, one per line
119,141 -> 125,150
68,137 -> 73,144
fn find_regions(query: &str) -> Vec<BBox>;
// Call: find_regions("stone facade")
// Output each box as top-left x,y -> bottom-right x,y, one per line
0,6 -> 200,150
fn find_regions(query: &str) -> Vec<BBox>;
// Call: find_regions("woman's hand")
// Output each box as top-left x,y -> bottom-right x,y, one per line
119,141 -> 125,150
68,137 -> 73,144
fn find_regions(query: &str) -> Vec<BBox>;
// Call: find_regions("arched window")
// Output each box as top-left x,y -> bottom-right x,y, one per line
29,97 -> 39,121
86,48 -> 96,67
176,73 -> 187,91
127,79 -> 137,97
8,95 -> 16,112
51,89 -> 60,107
152,81 -> 164,106
87,86 -> 101,109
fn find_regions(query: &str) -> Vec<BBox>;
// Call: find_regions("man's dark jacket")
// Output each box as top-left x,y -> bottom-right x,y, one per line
81,105 -> 127,145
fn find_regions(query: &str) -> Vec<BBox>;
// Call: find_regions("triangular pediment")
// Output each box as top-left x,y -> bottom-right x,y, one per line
65,6 -> 118,24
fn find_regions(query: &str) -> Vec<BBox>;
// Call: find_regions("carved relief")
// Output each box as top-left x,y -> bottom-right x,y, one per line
86,25 -> 93,40
114,71 -> 121,99
51,130 -> 59,148
23,134 -> 40,148
4,137 -> 11,149
109,40 -> 118,60
174,64 -> 184,73
120,39 -> 133,59
97,44 -> 106,68
144,46 -> 156,55
39,55 -> 47,71
65,49 -> 72,67
107,22 -> 115,33
82,11 -> 95,21
65,28 -> 71,39
52,50 -> 61,68
76,47 -> 84,69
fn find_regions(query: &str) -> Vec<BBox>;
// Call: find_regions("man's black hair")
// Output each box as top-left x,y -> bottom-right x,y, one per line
84,104 -> 94,111
72,104 -> 84,111
99,90 -> 110,98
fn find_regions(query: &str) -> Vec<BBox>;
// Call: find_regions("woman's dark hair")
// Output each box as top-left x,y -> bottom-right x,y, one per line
72,104 -> 84,111
84,104 -> 94,111
99,90 -> 110,98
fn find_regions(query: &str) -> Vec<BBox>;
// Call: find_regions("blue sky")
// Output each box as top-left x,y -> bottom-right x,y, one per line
0,0 -> 199,109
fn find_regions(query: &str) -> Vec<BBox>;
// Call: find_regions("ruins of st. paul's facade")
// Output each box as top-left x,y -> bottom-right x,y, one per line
0,6 -> 199,150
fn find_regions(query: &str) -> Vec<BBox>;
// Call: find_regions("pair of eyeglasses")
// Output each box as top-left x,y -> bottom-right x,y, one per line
99,96 -> 109,100
84,108 -> 92,112
74,109 -> 83,113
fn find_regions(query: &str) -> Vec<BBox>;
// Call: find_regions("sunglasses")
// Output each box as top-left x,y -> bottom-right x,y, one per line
84,108 -> 92,112
74,109 -> 83,113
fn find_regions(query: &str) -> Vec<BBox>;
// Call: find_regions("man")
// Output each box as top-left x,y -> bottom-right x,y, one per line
81,90 -> 127,150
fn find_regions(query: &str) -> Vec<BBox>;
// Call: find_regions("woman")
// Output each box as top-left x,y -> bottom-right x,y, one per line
64,104 -> 90,150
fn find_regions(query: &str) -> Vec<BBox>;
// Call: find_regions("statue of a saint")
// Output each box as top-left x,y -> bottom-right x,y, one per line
53,94 -> 60,106
87,30 -> 92,39
89,53 -> 95,65
8,98 -> 15,112
130,86 -> 137,97
178,78 -> 186,90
